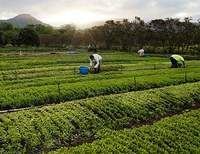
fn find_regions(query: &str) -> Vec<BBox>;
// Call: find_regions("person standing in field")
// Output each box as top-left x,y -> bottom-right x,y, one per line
88,44 -> 97,52
170,54 -> 185,68
89,54 -> 102,73
138,49 -> 144,57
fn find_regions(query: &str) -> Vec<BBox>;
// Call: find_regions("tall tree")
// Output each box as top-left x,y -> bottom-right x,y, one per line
4,30 -> 19,45
119,19 -> 134,51
132,17 -> 146,49
0,23 -> 14,31
0,31 -> 5,47
149,19 -> 167,51
16,27 -> 40,47
103,20 -> 117,49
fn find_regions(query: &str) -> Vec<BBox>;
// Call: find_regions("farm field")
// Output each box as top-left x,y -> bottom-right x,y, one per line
49,108 -> 200,154
0,51 -> 200,153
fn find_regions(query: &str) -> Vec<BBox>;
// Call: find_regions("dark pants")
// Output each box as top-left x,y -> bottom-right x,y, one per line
170,57 -> 178,68
94,61 -> 101,73
88,48 -> 97,52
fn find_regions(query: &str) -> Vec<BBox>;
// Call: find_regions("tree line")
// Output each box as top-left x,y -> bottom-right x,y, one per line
0,17 -> 200,54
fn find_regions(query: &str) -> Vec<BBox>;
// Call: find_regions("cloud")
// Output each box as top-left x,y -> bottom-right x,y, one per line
0,0 -> 200,26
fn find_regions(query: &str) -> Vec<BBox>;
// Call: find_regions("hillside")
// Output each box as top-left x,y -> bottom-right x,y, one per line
0,14 -> 50,28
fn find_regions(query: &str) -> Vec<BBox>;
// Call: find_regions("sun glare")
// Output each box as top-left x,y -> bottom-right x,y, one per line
48,10 -> 105,27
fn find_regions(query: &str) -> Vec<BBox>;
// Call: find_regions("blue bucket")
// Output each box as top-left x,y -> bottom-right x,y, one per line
79,66 -> 89,75
143,54 -> 148,57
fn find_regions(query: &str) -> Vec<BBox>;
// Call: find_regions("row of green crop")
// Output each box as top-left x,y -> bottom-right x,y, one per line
0,82 -> 200,153
0,59 -> 180,75
1,69 -> 125,90
0,52 -> 167,71
1,58 -> 200,81
0,64 -> 126,81
0,59 -> 160,76
0,47 -> 65,53
0,52 -> 163,63
50,108 -> 200,154
1,66 -> 200,90
1,71 -> 200,110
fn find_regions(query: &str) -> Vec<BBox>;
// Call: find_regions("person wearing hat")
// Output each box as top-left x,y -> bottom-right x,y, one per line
170,54 -> 185,68
89,54 -> 102,73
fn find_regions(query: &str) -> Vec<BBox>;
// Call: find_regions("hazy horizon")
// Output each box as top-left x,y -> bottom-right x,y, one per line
0,0 -> 200,28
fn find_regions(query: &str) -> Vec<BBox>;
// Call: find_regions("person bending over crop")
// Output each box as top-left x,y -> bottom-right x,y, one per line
170,54 -> 185,68
138,49 -> 144,57
89,54 -> 102,73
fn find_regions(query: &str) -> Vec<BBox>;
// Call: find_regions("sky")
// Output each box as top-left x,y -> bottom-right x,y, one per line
0,0 -> 200,28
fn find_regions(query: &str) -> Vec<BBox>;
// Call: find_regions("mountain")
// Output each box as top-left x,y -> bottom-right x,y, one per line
0,14 -> 50,28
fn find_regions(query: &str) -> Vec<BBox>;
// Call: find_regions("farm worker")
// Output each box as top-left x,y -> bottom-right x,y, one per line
88,44 -> 97,52
88,44 -> 92,51
170,54 -> 185,68
138,49 -> 144,57
89,54 -> 102,73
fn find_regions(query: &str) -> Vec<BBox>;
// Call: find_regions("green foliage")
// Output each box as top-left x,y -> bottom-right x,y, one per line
0,22 -> 14,31
34,24 -> 55,35
0,17 -> 199,54
0,52 -> 199,153
3,30 -> 19,45
0,46 -> 65,53
16,27 -> 41,47
50,109 -> 200,154
0,52 -> 200,110
0,69 -> 200,110
0,31 -> 5,47
0,82 -> 200,153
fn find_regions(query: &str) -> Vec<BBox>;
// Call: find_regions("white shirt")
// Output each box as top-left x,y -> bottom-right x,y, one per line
90,54 -> 102,68
88,44 -> 92,48
138,49 -> 144,56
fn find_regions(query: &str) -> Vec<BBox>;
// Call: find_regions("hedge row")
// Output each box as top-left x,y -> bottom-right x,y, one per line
0,82 -> 200,153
